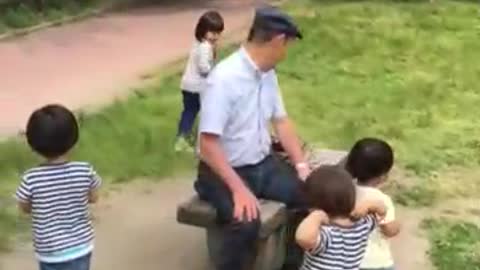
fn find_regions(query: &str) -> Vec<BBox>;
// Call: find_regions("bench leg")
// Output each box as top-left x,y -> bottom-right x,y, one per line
254,226 -> 287,270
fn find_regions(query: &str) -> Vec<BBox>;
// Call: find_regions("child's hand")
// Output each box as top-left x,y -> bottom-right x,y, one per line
351,200 -> 386,220
375,205 -> 387,222
310,209 -> 329,224
351,202 -> 370,220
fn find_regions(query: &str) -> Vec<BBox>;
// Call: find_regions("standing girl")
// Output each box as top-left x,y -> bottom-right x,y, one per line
175,10 -> 224,152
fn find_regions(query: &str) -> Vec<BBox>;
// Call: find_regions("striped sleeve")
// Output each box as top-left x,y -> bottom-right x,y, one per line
89,166 -> 102,190
364,214 -> 378,233
15,176 -> 31,203
310,227 -> 330,255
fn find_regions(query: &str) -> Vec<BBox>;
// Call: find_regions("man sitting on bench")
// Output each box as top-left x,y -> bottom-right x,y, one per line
195,6 -> 309,270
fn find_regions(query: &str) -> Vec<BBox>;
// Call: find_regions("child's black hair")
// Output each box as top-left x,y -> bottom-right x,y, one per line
195,10 -> 224,42
345,138 -> 394,184
304,165 -> 356,218
26,104 -> 79,159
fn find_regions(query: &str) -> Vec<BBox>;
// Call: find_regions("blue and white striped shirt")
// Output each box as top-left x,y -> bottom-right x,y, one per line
301,215 -> 377,270
15,162 -> 101,262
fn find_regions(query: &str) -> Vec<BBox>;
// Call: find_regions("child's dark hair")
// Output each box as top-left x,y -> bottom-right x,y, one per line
345,138 -> 394,184
26,104 -> 79,159
304,165 -> 356,218
195,10 -> 224,41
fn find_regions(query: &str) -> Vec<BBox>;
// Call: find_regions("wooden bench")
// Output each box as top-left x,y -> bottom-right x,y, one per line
177,196 -> 288,270
176,149 -> 348,270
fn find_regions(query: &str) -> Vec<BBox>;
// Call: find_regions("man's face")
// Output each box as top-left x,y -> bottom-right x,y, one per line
268,34 -> 295,65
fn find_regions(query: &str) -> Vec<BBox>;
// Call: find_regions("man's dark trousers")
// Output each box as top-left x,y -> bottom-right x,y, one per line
194,155 -> 306,270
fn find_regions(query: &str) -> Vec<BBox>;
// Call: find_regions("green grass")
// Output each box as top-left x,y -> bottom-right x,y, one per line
393,184 -> 437,207
280,0 -> 480,176
423,219 -> 480,270
0,0 -> 99,32
0,72 -> 197,188
0,66 -> 201,250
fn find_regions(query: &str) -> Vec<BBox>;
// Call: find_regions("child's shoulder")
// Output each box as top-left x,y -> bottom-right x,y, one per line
357,186 -> 393,203
23,161 -> 94,179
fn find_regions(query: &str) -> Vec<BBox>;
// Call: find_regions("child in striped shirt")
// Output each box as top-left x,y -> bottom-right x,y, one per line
175,10 -> 224,152
296,165 -> 386,270
15,104 -> 101,270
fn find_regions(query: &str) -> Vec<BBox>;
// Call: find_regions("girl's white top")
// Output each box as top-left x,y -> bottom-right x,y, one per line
181,40 -> 215,93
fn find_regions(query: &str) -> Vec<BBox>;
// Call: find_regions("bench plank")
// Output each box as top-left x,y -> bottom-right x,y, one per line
177,196 -> 287,239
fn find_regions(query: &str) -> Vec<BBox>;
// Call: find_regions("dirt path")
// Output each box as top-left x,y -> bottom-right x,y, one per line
0,0 -> 256,138
0,179 -> 433,270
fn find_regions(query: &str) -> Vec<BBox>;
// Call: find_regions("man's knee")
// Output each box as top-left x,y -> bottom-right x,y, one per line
228,218 -> 261,242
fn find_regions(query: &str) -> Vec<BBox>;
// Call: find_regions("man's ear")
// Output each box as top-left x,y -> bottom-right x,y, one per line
271,33 -> 286,44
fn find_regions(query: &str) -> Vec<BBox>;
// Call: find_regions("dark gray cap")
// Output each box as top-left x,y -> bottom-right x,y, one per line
252,6 -> 302,39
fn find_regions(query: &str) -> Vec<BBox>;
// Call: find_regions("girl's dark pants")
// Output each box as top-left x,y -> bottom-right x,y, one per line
177,90 -> 200,137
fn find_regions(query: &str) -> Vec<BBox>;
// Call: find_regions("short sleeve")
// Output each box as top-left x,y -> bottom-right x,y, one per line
271,72 -> 287,120
15,176 -> 32,203
310,227 -> 330,255
199,75 -> 233,136
364,214 -> 378,233
89,166 -> 102,190
381,194 -> 395,224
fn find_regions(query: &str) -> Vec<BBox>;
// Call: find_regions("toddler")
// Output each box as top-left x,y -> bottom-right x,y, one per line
345,138 -> 401,270
296,165 -> 386,270
175,10 -> 225,152
16,104 -> 101,270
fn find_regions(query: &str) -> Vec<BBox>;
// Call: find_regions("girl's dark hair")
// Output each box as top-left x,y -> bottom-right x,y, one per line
26,104 -> 79,159
345,138 -> 394,184
304,165 -> 356,218
195,11 -> 224,41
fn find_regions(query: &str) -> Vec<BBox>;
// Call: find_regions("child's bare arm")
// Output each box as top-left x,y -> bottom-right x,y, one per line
18,201 -> 31,214
88,189 -> 99,204
88,166 -> 102,204
351,200 -> 386,220
295,210 -> 329,251
380,220 -> 401,237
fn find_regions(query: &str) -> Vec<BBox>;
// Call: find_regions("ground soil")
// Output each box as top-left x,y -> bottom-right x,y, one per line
0,178 -> 441,270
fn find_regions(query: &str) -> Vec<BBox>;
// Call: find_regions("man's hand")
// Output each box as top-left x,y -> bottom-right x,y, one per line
296,162 -> 311,181
199,133 -> 259,222
232,186 -> 259,222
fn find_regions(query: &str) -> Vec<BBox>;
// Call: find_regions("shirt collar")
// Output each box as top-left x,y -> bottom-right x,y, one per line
239,47 -> 264,79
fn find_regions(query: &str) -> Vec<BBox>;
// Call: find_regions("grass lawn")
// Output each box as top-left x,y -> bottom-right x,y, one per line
0,0 -> 479,260
0,0 -> 100,32
423,219 -> 480,270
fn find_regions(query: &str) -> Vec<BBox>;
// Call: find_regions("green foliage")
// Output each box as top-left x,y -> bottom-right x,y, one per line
0,0 -> 99,33
2,3 -> 39,28
423,219 -> 480,270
